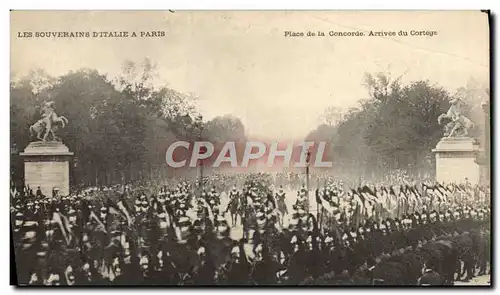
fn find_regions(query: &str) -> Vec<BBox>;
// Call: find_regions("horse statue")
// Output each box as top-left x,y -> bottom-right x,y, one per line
437,98 -> 474,138
29,101 -> 69,142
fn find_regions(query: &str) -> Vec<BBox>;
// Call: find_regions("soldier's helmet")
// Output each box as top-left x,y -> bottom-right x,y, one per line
429,211 -> 438,223
402,217 -> 412,229
421,213 -> 428,224
349,228 -> 358,242
141,199 -> 149,211
14,212 -> 24,231
68,208 -> 77,224
385,218 -> 392,230
379,222 -> 387,234
393,218 -> 401,229
290,234 -> 302,252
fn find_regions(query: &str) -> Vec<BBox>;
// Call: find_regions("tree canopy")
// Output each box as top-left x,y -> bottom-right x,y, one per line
305,72 -> 488,181
10,59 -> 246,187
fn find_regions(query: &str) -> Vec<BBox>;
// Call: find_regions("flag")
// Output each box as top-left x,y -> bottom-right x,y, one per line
117,194 -> 133,226
199,198 -> 214,224
106,198 -> 122,216
352,189 -> 364,226
434,187 -> 446,202
360,186 -> 376,219
315,189 -> 322,207
10,186 -> 17,199
389,187 -> 398,218
374,188 -> 385,221
89,210 -> 107,233
410,186 -> 422,212
318,190 -> 335,215
52,211 -> 72,245
413,185 -> 422,199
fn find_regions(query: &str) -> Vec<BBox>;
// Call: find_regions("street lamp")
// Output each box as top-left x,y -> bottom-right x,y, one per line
194,115 -> 205,191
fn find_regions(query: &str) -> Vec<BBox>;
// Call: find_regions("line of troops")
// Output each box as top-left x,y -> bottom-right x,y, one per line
11,179 -> 490,286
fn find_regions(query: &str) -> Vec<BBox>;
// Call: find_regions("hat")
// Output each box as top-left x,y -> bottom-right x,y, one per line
324,236 -> 334,243
230,245 -> 240,255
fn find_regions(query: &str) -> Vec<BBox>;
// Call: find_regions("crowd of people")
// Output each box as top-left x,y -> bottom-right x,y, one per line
11,172 -> 490,286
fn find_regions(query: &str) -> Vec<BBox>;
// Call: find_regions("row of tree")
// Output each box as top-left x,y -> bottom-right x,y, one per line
10,59 -> 246,187
10,60 -> 487,187
306,73 -> 488,181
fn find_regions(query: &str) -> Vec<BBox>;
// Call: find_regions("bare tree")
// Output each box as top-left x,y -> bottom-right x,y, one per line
319,106 -> 343,127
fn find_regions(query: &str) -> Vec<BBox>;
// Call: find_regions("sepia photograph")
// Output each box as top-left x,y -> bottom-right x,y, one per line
10,10 -> 491,286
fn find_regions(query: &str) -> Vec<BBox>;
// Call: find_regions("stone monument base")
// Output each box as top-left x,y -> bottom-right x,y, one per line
432,137 -> 481,185
20,141 -> 74,197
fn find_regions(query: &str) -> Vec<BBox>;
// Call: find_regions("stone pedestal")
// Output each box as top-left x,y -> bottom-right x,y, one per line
432,137 -> 482,185
20,141 -> 74,197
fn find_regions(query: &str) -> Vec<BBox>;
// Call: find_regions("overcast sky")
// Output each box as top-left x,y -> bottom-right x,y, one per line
11,11 -> 489,140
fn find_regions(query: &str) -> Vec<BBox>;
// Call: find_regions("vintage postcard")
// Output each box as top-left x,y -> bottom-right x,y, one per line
10,10 -> 491,286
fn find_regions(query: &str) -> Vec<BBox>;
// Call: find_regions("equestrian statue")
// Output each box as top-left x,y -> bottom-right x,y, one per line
29,101 -> 69,142
437,97 -> 474,138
